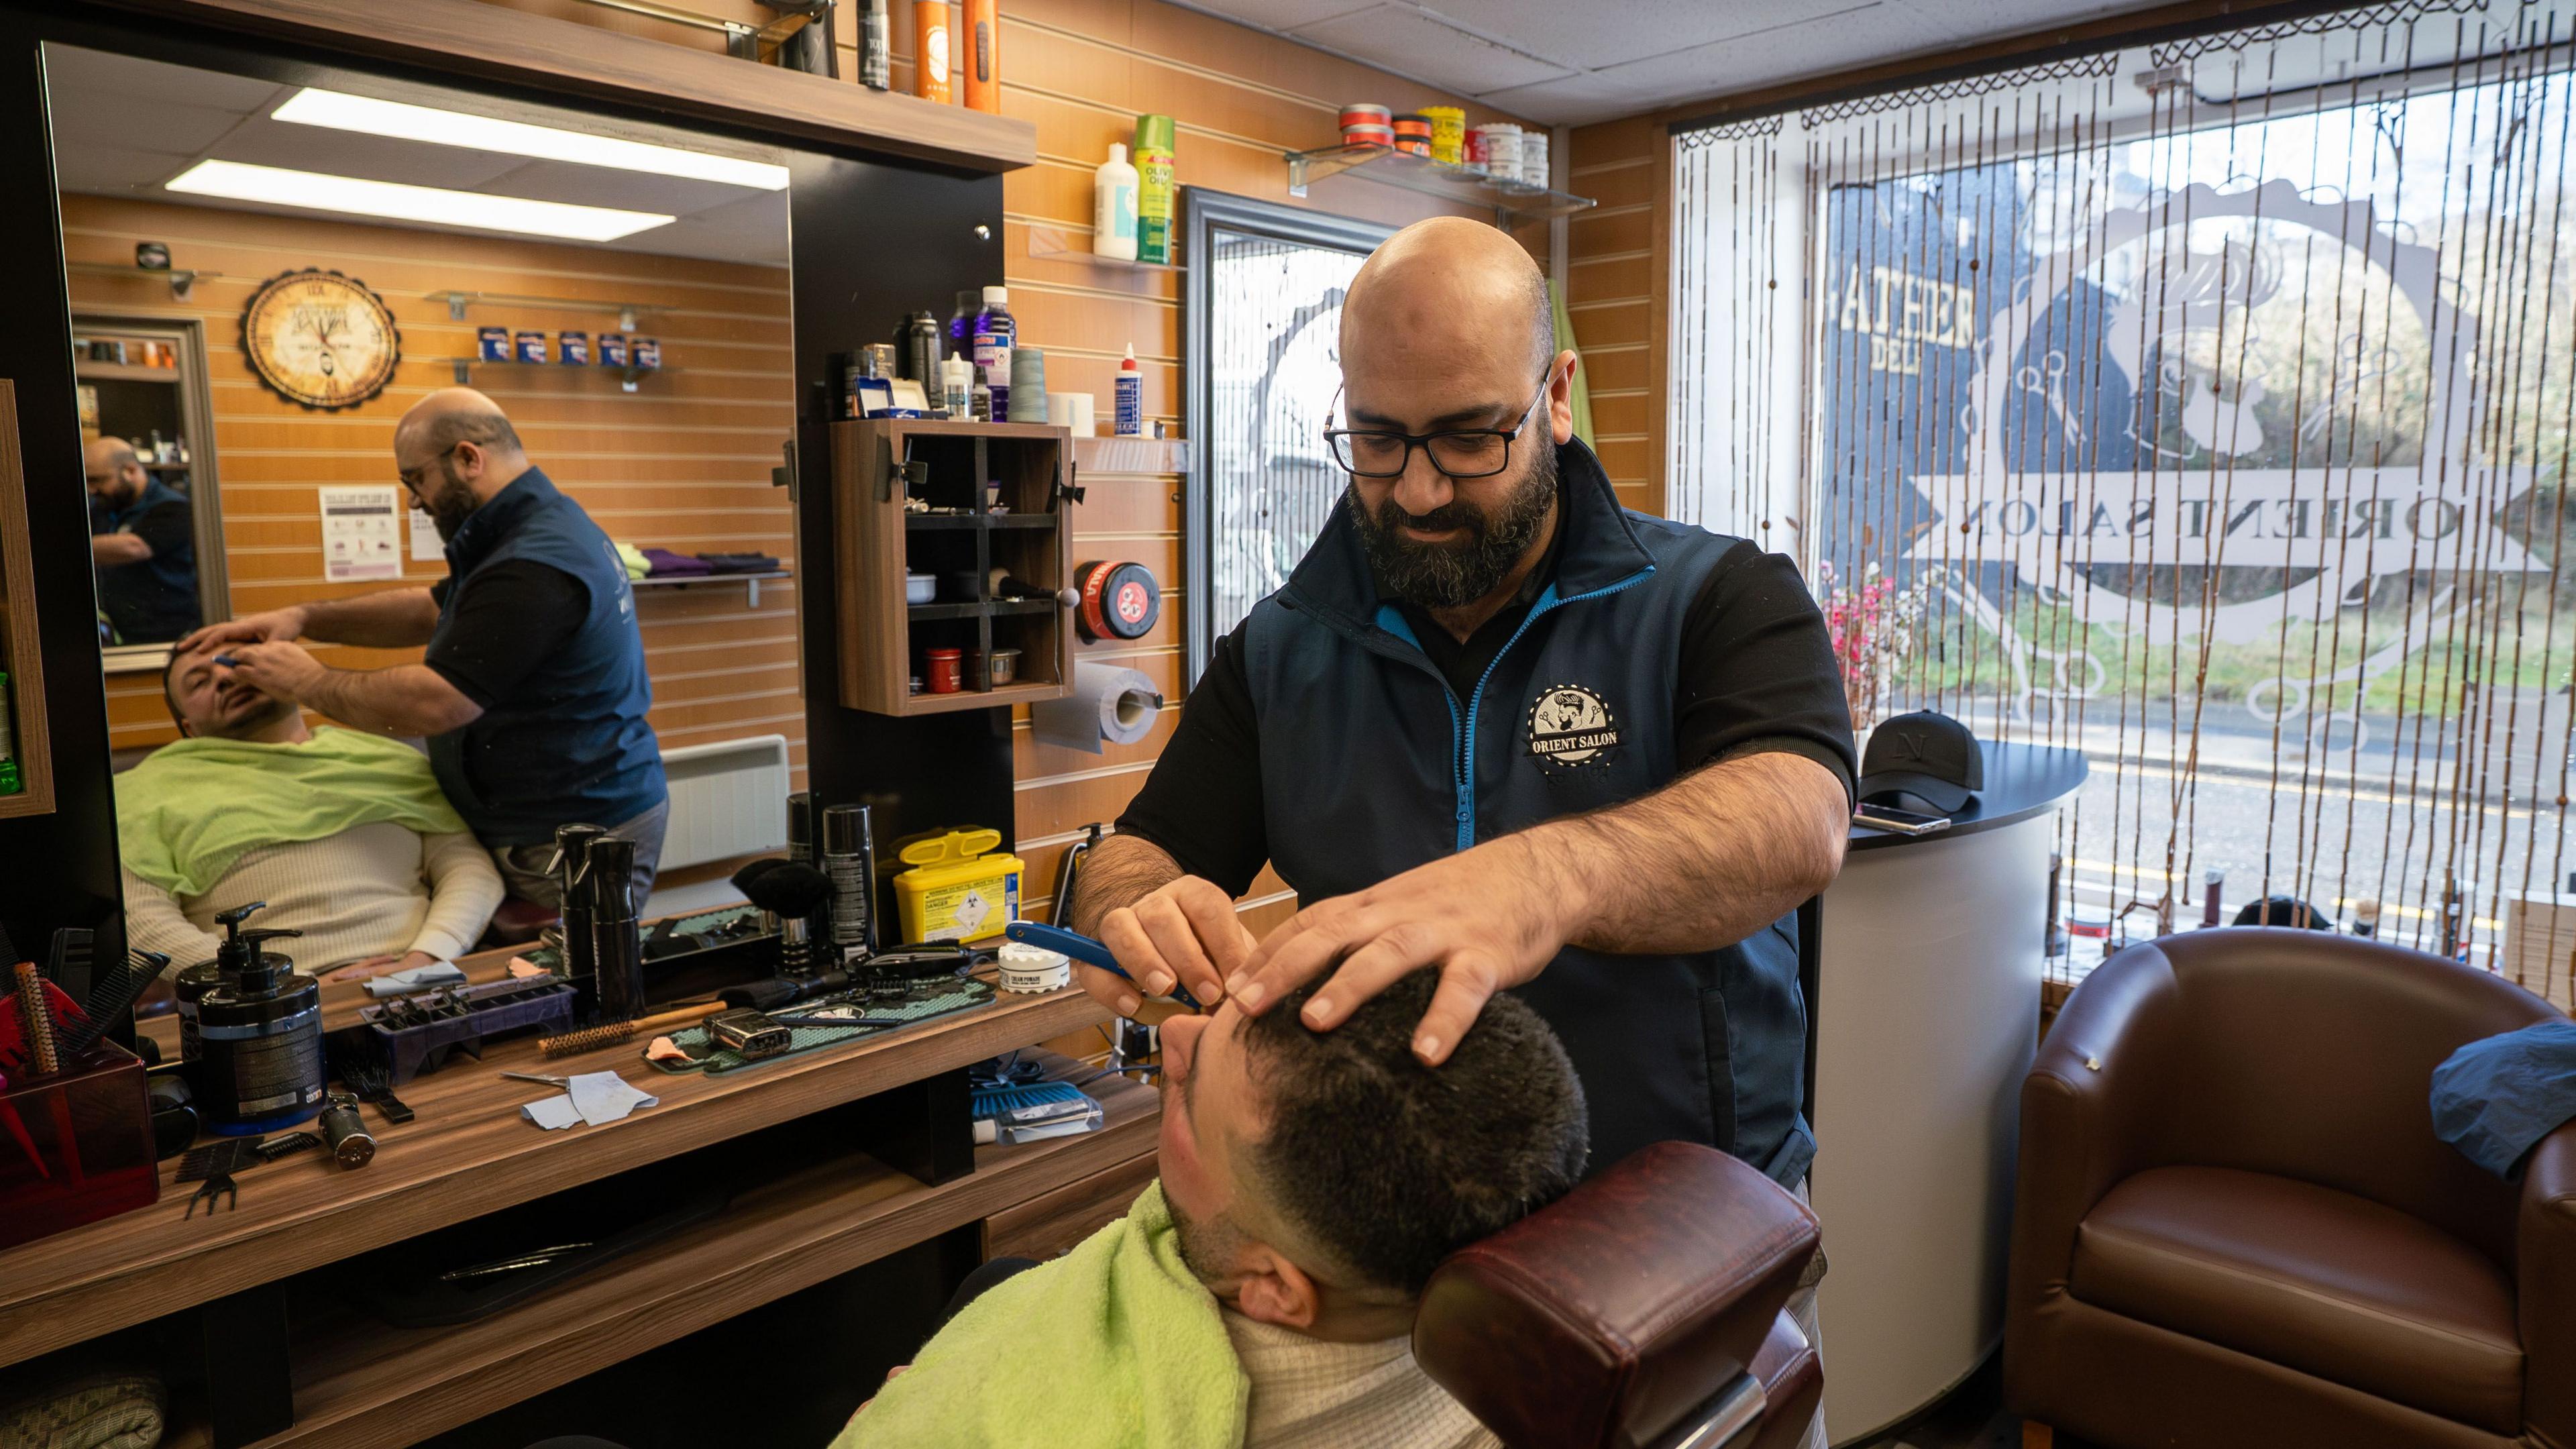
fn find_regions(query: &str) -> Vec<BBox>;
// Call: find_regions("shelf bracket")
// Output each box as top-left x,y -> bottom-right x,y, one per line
445,292 -> 471,321
1287,153 -> 1310,199
451,360 -> 473,385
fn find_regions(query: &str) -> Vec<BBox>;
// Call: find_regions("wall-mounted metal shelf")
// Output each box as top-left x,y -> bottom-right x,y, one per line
68,261 -> 223,301
1283,144 -> 1595,225
631,570 -> 789,607
427,290 -> 675,331
440,358 -> 674,392
1024,224 -> 1179,271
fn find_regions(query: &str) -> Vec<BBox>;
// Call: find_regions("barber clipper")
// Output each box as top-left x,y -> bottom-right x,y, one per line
584,836 -> 647,1024
547,823 -> 609,1014
193,902 -> 327,1133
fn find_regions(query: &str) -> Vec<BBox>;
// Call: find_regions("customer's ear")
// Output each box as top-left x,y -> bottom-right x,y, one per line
1231,1244 -> 1320,1332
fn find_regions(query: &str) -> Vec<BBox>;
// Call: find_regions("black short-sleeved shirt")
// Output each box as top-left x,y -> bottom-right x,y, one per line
425,560 -> 590,709
1118,535 -> 1857,897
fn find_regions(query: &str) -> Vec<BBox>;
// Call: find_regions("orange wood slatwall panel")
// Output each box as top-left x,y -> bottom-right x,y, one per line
1569,115 -> 1666,519
981,0 -> 1540,916
64,194 -> 801,779
419,1 -> 1552,923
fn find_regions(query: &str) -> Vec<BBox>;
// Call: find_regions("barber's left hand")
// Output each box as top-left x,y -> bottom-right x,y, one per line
1226,835 -> 1568,1065
223,639 -> 327,700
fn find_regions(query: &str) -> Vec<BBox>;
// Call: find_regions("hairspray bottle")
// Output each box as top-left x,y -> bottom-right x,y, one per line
822,804 -> 879,963
551,823 -> 608,1010
586,836 -> 646,1023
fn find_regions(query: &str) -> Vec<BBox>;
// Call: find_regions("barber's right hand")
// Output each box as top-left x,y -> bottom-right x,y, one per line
176,604 -> 308,654
1079,875 -> 1255,1018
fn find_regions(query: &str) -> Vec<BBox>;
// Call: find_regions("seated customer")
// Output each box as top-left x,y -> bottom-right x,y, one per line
117,646 -> 505,977
841,971 -> 1589,1448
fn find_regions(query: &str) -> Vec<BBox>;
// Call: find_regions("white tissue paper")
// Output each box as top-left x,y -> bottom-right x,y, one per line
521,1071 -> 661,1130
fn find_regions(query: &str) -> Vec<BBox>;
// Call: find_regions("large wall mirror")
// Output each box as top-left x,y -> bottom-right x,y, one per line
1181,189 -> 1391,684
42,38 -> 802,973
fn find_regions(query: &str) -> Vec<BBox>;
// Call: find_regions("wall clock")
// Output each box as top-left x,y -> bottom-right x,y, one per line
239,268 -> 401,411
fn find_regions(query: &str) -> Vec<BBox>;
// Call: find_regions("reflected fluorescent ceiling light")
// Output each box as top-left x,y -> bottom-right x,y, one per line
166,160 -> 675,241
272,88 -> 790,191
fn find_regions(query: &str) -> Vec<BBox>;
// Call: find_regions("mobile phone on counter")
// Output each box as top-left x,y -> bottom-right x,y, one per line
1853,803 -> 1953,836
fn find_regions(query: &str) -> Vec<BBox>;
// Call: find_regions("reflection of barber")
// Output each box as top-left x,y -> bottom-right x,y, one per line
85,437 -> 201,643
178,389 -> 665,906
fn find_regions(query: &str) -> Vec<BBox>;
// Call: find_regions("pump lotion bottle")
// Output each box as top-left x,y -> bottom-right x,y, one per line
1093,143 -> 1139,262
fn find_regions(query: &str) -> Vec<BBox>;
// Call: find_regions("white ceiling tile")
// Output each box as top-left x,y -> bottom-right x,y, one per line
1167,0 -> 1389,29
1407,0 -> 1856,72
1292,5 -> 1576,95
217,118 -> 531,191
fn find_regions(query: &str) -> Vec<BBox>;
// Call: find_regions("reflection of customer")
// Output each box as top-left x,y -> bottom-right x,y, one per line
117,645 -> 504,976
178,388 -> 666,907
85,437 -> 200,643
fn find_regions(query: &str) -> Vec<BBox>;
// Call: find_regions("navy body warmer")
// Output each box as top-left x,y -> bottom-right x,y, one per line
1240,440 -> 1814,1185
427,468 -> 665,847
98,476 -> 200,641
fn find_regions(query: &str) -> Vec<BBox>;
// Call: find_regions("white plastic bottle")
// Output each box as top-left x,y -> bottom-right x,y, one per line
1114,346 -> 1143,436
1093,143 -> 1140,262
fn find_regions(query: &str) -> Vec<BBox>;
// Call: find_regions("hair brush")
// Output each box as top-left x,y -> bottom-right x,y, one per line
537,1000 -> 722,1059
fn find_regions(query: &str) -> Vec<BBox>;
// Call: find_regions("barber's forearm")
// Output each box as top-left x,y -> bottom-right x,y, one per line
1521,751 -> 1849,956
1063,831 -> 1184,936
299,663 -> 483,737
301,588 -> 439,648
91,534 -> 153,566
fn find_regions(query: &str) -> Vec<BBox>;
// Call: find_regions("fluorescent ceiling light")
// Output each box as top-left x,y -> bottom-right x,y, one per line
166,159 -> 675,242
272,88 -> 790,191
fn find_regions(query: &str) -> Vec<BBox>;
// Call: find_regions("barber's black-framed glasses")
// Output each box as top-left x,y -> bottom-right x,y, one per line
1323,366 -> 1555,480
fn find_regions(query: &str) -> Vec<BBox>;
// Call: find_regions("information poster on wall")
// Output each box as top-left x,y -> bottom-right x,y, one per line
319,485 -> 404,582
411,506 -> 443,563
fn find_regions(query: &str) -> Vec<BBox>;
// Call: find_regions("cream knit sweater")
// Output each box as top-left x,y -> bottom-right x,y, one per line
122,820 -> 504,971
1222,1309 -> 1500,1449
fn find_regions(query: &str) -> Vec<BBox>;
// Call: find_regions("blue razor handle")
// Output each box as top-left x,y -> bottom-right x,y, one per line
1003,921 -> 1204,1010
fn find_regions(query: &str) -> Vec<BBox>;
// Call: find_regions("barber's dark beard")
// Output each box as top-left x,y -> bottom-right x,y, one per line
424,459 -> 481,543
1349,440 -> 1558,610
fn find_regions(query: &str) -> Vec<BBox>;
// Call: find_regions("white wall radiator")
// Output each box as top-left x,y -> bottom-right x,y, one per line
659,734 -> 790,870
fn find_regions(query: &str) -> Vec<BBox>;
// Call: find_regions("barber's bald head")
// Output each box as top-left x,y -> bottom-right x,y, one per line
83,435 -> 147,508
395,388 -> 530,541
1335,217 -> 1576,611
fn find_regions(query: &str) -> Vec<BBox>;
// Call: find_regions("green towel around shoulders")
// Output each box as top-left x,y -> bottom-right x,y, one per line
833,1180 -> 1248,1448
116,727 -> 470,898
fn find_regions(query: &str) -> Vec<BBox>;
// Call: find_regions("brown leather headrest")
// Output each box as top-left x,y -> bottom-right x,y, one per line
1412,1142 -> 1821,1449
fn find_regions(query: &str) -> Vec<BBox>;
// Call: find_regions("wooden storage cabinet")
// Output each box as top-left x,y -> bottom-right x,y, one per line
832,419 -> 1077,716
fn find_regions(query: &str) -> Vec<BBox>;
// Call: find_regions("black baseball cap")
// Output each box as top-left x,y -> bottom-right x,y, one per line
1857,710 -> 1983,812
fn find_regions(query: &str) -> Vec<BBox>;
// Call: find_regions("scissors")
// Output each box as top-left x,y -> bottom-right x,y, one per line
1004,921 -> 1205,1011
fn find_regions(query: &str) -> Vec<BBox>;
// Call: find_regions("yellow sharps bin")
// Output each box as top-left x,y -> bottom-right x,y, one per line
892,827 -> 1024,944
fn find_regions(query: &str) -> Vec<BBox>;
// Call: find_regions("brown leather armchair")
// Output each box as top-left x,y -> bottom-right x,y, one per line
2006,928 -> 2576,1449
1415,1141 -> 1823,1449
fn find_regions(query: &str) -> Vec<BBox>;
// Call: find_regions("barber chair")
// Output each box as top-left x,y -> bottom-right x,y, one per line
1415,1141 -> 1823,1449
2007,928 -> 2575,1449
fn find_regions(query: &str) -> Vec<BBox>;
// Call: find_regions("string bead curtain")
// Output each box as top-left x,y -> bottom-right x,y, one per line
1671,0 -> 2574,1002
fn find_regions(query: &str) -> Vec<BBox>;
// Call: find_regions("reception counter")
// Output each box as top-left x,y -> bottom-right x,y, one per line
1813,741 -> 2087,1445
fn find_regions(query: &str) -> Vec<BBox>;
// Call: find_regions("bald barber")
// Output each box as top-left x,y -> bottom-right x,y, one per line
180,389 -> 665,906
86,436 -> 201,643
1069,218 -> 1853,1444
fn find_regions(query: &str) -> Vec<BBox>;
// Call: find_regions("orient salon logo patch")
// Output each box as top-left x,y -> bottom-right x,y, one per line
1525,684 -> 1621,769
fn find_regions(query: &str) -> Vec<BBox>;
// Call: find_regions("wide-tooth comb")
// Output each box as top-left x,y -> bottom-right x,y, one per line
60,949 -> 174,1058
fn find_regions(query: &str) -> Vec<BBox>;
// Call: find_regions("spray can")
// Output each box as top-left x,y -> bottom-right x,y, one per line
785,791 -> 830,964
914,0 -> 951,103
1133,114 -> 1176,265
861,0 -> 891,89
963,0 -> 1000,113
585,836 -> 647,1023
1115,346 -> 1143,436
899,311 -> 943,385
822,804 -> 879,961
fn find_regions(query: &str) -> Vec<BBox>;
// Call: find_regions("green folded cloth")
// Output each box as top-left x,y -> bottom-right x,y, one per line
834,1181 -> 1247,1447
615,541 -> 649,580
117,727 -> 469,897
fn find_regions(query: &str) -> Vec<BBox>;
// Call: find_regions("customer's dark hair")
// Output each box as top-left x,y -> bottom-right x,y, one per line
1236,971 -> 1589,1297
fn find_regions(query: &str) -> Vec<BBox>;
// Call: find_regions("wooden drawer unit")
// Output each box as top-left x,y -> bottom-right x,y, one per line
831,419 -> 1078,716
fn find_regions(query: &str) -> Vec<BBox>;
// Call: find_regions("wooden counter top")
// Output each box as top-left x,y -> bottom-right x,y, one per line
0,965 -> 1117,1368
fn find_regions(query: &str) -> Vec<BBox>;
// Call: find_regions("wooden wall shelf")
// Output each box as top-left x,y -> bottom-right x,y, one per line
91,0 -> 1036,174
833,420 -> 1077,716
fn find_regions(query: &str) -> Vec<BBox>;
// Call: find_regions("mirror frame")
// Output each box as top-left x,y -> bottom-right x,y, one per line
72,308 -> 227,672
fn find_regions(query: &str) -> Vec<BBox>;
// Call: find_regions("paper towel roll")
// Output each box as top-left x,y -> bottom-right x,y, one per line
1030,663 -> 1163,754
